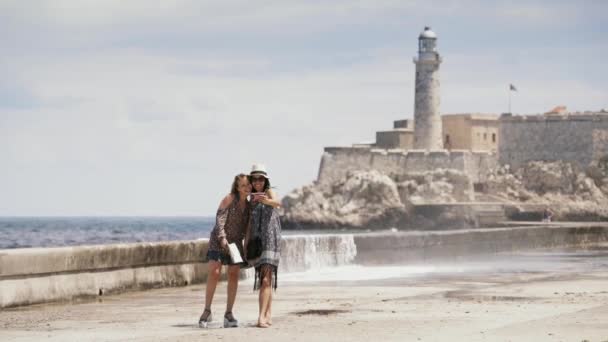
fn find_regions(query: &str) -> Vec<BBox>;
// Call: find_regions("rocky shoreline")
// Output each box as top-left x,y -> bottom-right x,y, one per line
281,160 -> 608,229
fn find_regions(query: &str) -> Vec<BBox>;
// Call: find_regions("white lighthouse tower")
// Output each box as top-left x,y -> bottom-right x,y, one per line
413,26 -> 443,150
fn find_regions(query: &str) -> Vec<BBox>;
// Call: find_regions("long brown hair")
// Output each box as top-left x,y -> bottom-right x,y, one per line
231,173 -> 250,200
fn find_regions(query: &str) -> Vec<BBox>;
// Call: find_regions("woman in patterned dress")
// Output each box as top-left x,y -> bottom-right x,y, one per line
198,174 -> 251,328
245,164 -> 282,328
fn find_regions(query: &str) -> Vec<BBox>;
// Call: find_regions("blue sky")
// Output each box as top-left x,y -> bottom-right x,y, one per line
1,0 -> 607,216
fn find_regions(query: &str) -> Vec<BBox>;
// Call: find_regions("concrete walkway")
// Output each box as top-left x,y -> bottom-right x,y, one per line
2,255 -> 608,341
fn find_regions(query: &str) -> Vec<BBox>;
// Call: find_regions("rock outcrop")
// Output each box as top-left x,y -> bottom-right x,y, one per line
281,170 -> 408,229
281,169 -> 474,229
281,159 -> 608,229
395,169 -> 474,204
486,160 -> 608,221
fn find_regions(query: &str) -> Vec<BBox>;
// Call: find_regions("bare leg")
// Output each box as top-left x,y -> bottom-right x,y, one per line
257,266 -> 272,327
201,261 -> 222,321
265,290 -> 273,325
263,267 -> 273,325
226,265 -> 240,313
257,275 -> 265,326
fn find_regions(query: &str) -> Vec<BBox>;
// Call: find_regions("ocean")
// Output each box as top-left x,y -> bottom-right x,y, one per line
0,217 -> 216,249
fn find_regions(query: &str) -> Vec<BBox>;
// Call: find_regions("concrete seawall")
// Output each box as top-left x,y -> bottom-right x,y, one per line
354,224 -> 608,264
0,236 -> 356,308
1,224 -> 607,308
0,240 -> 210,308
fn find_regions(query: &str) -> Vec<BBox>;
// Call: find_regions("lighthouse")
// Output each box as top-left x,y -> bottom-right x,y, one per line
413,26 -> 443,150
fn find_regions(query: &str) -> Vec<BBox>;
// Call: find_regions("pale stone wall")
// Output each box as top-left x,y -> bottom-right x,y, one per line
592,129 -> 608,161
317,147 -> 497,185
375,129 -> 414,149
465,150 -> 500,183
413,61 -> 442,149
499,113 -> 608,168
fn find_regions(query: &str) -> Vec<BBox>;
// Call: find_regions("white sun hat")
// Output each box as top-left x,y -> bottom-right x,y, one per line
250,163 -> 269,179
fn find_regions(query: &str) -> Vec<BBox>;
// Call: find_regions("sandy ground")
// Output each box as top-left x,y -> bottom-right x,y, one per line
2,254 -> 608,342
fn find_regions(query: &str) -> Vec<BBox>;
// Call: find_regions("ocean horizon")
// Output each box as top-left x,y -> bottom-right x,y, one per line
0,216 -> 217,250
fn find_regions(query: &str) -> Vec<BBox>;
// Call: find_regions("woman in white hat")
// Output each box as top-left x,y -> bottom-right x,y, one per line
245,163 -> 282,328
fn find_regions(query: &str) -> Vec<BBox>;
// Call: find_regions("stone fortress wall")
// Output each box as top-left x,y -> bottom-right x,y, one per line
499,113 -> 608,169
317,112 -> 608,188
317,147 -> 498,185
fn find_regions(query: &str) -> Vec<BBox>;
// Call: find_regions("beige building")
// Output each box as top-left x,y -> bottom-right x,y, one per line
442,114 -> 499,151
374,119 -> 414,150
370,115 -> 499,152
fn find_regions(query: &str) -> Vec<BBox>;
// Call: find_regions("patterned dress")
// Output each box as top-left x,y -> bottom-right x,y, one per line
248,200 -> 282,290
205,194 -> 250,267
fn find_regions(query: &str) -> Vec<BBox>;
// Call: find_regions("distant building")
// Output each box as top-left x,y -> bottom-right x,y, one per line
375,119 -> 414,150
442,114 -> 499,151
544,105 -> 568,115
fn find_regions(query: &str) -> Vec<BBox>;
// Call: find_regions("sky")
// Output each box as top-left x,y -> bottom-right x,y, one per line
1,0 -> 607,216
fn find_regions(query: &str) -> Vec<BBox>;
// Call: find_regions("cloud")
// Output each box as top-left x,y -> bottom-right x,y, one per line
0,82 -> 41,109
0,0 -> 606,215
2,1 -> 597,55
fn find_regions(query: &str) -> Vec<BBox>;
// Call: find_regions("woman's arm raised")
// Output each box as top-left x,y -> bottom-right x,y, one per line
260,189 -> 281,208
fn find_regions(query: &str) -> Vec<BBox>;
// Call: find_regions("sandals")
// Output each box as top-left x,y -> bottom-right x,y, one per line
224,311 -> 239,328
198,309 -> 212,328
199,309 -> 240,328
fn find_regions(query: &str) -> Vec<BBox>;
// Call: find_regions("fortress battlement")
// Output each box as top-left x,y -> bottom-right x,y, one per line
501,112 -> 608,123
318,146 -> 497,185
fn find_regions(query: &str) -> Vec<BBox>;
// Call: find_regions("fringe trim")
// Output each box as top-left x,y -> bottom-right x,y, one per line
253,264 -> 278,292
